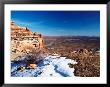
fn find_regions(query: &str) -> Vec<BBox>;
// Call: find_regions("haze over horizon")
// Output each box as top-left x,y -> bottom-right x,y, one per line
11,11 -> 100,37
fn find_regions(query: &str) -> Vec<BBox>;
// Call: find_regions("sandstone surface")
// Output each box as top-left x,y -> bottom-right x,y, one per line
11,21 -> 44,60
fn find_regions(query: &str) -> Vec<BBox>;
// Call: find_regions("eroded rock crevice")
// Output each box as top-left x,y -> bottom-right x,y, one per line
11,21 -> 44,60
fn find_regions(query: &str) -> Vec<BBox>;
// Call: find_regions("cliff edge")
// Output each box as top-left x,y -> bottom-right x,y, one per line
11,21 -> 44,60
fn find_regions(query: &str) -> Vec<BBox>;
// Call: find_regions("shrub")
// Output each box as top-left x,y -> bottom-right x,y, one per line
25,49 -> 45,64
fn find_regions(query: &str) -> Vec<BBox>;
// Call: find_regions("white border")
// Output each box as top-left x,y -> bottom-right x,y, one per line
4,4 -> 107,84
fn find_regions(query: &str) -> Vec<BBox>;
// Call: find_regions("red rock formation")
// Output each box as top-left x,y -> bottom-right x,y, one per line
11,21 -> 44,60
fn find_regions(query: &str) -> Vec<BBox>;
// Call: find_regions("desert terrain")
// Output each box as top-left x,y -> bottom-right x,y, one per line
11,21 -> 100,77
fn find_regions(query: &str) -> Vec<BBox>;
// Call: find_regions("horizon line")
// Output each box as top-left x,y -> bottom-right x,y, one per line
43,35 -> 100,37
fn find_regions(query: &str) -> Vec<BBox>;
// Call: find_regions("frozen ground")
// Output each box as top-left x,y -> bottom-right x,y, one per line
11,55 -> 77,77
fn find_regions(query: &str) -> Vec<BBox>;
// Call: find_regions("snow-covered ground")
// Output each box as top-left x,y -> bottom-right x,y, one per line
11,55 -> 77,77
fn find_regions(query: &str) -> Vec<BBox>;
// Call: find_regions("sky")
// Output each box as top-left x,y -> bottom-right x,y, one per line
11,11 -> 100,36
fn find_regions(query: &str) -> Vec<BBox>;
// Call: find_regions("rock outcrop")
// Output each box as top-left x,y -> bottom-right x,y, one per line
11,21 -> 44,60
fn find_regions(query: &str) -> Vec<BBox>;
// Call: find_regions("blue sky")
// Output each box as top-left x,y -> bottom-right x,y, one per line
11,11 -> 100,36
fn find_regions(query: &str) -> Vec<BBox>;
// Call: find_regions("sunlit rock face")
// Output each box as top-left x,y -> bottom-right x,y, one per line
11,21 -> 44,60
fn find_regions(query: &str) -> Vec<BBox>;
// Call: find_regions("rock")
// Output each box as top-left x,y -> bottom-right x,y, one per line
11,21 -> 44,60
28,64 -> 37,69
17,66 -> 25,72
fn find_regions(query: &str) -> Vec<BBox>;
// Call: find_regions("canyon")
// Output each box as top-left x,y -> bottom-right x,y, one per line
10,21 -> 100,77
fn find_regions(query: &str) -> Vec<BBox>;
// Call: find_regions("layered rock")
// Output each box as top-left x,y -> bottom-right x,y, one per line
11,21 -> 44,60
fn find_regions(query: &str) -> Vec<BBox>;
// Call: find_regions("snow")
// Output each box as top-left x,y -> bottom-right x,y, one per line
11,55 -> 77,77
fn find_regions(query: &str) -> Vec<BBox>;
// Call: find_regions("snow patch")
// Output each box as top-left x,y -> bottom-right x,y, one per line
11,55 -> 77,77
